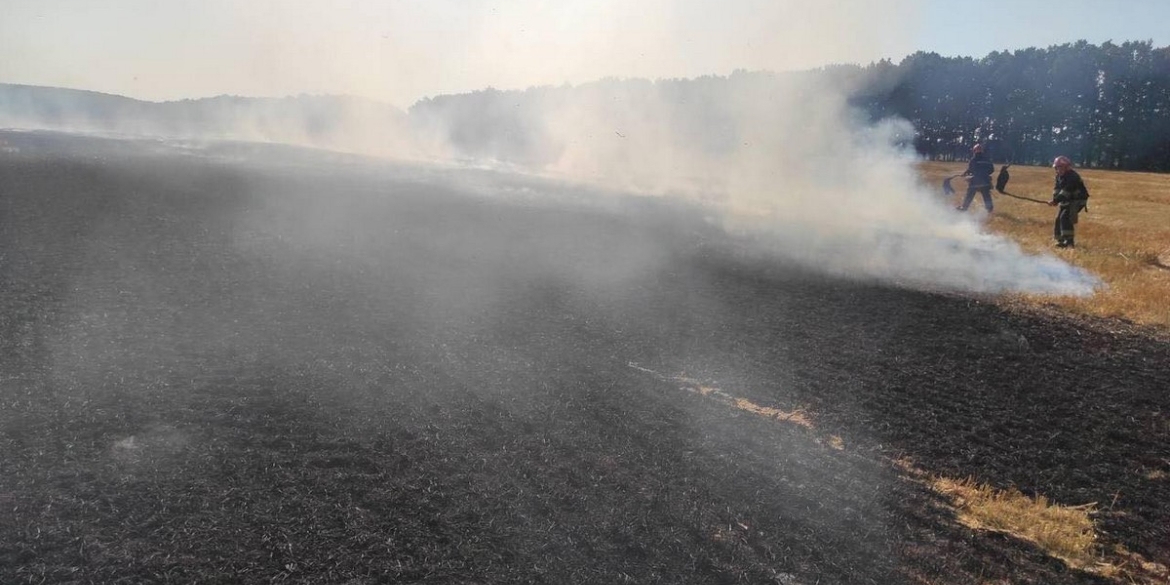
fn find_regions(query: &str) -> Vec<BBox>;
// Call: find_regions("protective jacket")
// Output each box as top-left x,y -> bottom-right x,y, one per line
964,153 -> 995,188
1052,168 -> 1090,246
1052,169 -> 1090,208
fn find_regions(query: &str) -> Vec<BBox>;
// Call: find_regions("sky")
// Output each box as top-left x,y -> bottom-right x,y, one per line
2,0 -> 1168,108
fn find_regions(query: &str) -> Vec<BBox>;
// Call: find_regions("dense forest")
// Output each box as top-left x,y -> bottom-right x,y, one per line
848,40 -> 1170,169
412,40 -> 1170,172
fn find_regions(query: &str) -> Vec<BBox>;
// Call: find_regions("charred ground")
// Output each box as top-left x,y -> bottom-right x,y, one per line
1,132 -> 1167,584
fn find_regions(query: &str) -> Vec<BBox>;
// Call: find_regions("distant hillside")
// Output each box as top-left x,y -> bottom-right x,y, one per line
0,84 -> 416,156
8,39 -> 1168,171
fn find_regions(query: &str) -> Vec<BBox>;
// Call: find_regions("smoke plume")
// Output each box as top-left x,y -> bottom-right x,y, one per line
412,71 -> 1097,296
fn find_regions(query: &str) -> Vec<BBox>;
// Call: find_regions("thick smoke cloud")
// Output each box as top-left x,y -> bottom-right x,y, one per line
3,74 -> 1095,296
1,0 -> 1098,296
411,72 -> 1097,296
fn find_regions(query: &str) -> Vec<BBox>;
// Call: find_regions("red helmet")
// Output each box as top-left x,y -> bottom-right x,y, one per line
1052,155 -> 1071,168
971,144 -> 984,153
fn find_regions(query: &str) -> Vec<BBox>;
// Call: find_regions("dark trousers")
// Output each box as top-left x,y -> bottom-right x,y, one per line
960,185 -> 993,211
1054,203 -> 1081,242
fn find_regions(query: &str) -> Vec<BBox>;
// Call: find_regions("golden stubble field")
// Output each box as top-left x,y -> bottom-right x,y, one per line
920,161 -> 1170,330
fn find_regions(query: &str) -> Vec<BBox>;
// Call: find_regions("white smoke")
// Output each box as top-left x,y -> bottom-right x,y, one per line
468,72 -> 1098,296
0,0 -> 1098,295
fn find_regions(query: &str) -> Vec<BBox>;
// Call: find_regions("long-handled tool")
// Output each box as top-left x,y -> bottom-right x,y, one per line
998,191 -> 1050,204
995,164 -> 1011,193
941,173 -> 963,196
943,171 -> 1048,204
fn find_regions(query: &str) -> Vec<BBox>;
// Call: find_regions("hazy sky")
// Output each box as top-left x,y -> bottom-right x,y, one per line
3,0 -> 1167,107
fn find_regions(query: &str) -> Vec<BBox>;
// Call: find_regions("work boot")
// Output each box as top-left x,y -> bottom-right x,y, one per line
1056,239 -> 1075,248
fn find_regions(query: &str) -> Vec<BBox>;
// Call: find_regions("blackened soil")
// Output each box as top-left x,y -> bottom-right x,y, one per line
1,132 -> 1167,584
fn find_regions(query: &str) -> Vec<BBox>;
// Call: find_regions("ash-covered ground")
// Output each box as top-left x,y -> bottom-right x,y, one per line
1,131 -> 1167,584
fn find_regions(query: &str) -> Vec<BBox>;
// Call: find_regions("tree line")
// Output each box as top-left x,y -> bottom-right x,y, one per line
411,40 -> 1170,172
843,40 -> 1170,170
4,40 -> 1167,171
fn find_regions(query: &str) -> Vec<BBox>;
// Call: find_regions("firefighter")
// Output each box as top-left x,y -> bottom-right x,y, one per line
955,144 -> 996,213
1049,155 -> 1090,248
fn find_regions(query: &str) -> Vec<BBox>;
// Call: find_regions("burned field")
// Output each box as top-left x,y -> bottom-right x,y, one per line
1,133 -> 1168,584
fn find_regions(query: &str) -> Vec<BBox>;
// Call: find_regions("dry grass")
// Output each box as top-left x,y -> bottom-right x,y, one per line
891,456 -> 1170,582
920,162 -> 1170,329
929,476 -> 1170,583
930,476 -> 1099,569
628,362 -> 816,429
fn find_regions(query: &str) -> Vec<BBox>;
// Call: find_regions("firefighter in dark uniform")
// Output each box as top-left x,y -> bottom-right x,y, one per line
956,144 -> 996,213
1049,155 -> 1090,248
